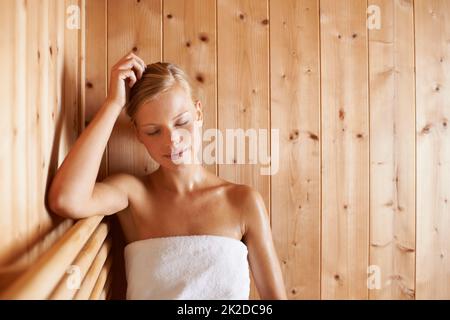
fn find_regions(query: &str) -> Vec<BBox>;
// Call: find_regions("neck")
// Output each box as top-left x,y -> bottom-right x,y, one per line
155,164 -> 207,194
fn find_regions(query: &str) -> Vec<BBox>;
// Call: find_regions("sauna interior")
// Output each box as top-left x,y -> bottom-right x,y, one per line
0,0 -> 449,300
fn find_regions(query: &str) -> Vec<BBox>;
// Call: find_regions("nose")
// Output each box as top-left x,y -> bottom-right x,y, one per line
163,127 -> 182,148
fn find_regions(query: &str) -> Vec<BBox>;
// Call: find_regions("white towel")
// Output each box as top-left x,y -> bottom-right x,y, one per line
124,235 -> 250,300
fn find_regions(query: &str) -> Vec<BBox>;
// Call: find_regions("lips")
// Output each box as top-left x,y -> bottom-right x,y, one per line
164,147 -> 189,159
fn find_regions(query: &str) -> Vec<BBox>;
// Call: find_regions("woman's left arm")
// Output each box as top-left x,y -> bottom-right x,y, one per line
240,186 -> 288,300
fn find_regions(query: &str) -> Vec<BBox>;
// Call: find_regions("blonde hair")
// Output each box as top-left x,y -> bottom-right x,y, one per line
125,62 -> 194,125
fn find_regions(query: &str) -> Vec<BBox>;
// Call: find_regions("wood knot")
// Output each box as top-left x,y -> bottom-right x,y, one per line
309,132 -> 319,141
86,81 -> 93,88
339,108 -> 345,120
420,124 -> 431,135
37,50 -> 40,59
291,288 -> 297,294
435,84 -> 440,92
289,129 -> 299,141
186,41 -> 191,47
334,274 -> 340,280
261,18 -> 269,25
49,46 -> 53,55
352,33 -> 357,38
384,200 -> 394,207
356,133 -> 363,139
343,204 -> 348,209
337,34 -> 342,39
166,13 -> 173,19
132,46 -> 138,52
199,33 -> 209,42
239,13 -> 245,20
195,73 -> 204,83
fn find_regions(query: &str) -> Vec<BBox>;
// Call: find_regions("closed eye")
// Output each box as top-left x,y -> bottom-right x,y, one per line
145,119 -> 189,135
146,130 -> 160,135
176,120 -> 189,126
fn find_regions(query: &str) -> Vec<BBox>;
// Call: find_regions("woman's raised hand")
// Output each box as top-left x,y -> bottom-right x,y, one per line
106,51 -> 146,109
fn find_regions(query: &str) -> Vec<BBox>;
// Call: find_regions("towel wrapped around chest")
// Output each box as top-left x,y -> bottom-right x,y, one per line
124,235 -> 250,300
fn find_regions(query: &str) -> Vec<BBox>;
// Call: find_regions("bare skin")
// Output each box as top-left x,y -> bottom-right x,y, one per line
48,51 -> 287,299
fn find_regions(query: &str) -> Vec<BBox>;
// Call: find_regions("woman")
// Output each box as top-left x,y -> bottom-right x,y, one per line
48,51 -> 287,300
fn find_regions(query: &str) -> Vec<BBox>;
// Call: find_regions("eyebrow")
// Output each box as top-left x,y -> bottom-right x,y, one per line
140,110 -> 190,127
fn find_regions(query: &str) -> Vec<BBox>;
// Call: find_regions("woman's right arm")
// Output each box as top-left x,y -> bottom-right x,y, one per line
47,52 -> 146,219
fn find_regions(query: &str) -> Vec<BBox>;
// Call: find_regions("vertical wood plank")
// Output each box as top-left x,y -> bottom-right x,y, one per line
163,0 -> 217,175
415,0 -> 450,299
320,0 -> 369,299
85,0 -> 108,180
62,0 -> 83,164
217,0 -> 270,300
32,0 -> 51,263
270,0 -> 321,299
25,0 -> 41,266
0,0 -> 15,265
10,0 -> 29,265
368,0 -> 415,300
107,0 -> 161,176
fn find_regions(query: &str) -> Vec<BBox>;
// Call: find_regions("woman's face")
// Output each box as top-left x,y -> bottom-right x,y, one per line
133,84 -> 203,169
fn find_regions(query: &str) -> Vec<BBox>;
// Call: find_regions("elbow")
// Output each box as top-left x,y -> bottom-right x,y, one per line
47,192 -> 82,220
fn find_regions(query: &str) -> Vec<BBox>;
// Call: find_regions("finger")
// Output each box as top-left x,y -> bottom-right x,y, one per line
113,53 -> 131,70
119,69 -> 137,87
127,52 -> 146,71
118,58 -> 144,79
113,51 -> 139,70
134,55 -> 146,71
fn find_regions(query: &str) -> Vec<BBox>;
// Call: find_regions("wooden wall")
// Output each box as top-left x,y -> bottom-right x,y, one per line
0,0 -> 82,289
1,0 -> 449,300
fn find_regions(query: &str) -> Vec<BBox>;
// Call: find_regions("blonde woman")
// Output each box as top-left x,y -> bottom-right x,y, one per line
48,51 -> 287,300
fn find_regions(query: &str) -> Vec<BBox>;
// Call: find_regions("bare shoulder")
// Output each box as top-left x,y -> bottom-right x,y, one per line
225,183 -> 263,208
224,183 -> 268,232
101,172 -> 144,197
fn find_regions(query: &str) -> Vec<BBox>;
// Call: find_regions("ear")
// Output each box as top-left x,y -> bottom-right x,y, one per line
194,100 -> 203,127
